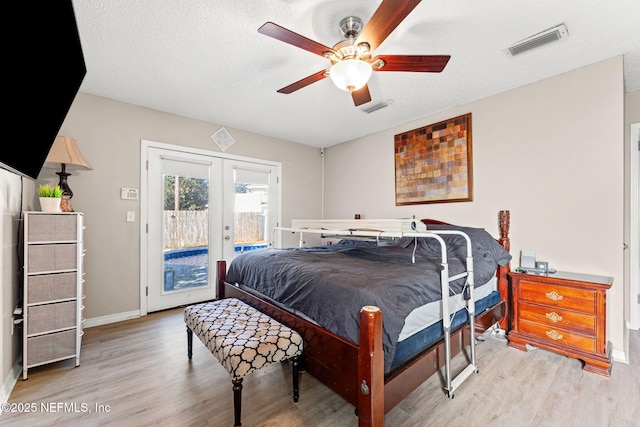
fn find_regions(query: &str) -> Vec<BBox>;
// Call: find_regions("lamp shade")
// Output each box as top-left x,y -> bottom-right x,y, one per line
43,136 -> 93,170
329,59 -> 373,92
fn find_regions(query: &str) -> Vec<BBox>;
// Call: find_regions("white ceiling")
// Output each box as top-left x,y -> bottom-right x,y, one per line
72,0 -> 640,148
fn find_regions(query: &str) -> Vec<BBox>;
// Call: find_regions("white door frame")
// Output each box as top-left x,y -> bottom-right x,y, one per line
139,140 -> 281,315
629,123 -> 639,330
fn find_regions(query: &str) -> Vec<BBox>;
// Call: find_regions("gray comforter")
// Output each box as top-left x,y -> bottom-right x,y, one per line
225,225 -> 511,372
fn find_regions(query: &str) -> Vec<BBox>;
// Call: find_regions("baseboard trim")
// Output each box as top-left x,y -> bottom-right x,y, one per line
83,310 -> 141,328
1,358 -> 23,403
612,348 -> 628,364
611,324 -> 631,365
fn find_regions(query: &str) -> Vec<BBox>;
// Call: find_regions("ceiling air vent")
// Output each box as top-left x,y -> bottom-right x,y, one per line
505,24 -> 568,56
361,100 -> 391,114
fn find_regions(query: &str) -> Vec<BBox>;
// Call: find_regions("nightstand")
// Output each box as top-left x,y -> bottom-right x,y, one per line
507,270 -> 612,377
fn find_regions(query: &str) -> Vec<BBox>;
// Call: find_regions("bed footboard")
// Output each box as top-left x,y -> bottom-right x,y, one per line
358,306 -> 384,426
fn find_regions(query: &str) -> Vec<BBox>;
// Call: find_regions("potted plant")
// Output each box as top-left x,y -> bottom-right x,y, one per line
38,184 -> 63,212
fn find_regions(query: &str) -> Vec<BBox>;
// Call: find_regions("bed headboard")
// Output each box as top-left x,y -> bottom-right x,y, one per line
420,210 -> 510,251
421,210 -> 511,330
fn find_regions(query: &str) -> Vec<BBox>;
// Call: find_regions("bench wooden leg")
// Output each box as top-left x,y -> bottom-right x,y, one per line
186,326 -> 193,359
291,355 -> 301,402
233,378 -> 243,427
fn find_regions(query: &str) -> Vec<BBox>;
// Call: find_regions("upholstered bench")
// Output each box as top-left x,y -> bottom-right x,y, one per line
184,298 -> 303,427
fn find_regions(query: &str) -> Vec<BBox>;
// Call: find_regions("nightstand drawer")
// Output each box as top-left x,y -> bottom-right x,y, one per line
518,302 -> 596,335
519,320 -> 596,353
518,281 -> 596,314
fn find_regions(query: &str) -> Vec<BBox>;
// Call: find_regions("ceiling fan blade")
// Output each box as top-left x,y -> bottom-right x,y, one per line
351,85 -> 372,106
277,69 -> 329,94
356,0 -> 422,52
372,55 -> 451,72
259,22 -> 335,57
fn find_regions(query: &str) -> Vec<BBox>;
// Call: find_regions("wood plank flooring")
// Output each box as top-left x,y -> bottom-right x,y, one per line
2,308 -> 638,426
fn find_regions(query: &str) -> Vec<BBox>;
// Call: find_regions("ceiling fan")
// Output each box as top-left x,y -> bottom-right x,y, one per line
258,0 -> 450,106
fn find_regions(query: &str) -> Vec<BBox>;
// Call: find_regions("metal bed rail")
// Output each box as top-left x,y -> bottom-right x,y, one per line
273,226 -> 478,398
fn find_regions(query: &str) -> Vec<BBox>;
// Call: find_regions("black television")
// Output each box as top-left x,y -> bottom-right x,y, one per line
2,0 -> 86,180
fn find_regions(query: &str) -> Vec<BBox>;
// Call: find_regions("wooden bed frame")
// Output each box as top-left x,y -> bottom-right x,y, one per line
216,210 -> 511,426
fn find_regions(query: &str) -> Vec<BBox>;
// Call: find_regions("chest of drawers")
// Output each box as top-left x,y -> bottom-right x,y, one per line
22,212 -> 85,379
507,271 -> 612,377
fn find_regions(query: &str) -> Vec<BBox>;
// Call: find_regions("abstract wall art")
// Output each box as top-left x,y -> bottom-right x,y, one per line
394,113 -> 473,205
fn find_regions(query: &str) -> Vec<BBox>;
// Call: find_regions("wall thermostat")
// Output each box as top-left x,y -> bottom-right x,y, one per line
120,188 -> 139,200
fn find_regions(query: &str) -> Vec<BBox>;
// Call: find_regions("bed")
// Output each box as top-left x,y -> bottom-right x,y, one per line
216,211 -> 511,426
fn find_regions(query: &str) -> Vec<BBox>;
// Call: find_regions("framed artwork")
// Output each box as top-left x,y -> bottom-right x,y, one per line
394,113 -> 473,205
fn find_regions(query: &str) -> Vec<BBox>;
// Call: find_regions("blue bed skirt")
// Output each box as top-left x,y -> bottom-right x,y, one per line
391,290 -> 501,369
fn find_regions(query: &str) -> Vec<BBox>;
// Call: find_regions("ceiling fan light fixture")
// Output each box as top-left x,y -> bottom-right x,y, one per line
329,59 -> 372,92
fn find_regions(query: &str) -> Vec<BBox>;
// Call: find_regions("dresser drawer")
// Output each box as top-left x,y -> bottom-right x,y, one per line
26,330 -> 76,366
27,214 -> 78,242
27,244 -> 77,273
27,272 -> 77,303
518,280 -> 596,314
518,302 -> 596,335
27,301 -> 77,335
519,319 -> 596,353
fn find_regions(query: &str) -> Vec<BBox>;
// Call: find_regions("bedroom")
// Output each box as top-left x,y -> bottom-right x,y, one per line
1,0 -> 639,424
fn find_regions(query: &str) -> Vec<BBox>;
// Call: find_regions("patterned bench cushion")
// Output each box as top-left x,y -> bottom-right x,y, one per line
184,298 -> 303,380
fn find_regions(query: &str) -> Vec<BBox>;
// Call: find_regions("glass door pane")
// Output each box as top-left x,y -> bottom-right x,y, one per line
223,162 -> 280,261
234,169 -> 269,256
162,173 -> 210,293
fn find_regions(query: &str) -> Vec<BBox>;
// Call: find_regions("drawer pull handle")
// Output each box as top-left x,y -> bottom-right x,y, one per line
545,291 -> 563,301
545,312 -> 563,322
546,330 -> 563,340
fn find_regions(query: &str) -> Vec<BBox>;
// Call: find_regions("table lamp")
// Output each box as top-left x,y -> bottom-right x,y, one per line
43,136 -> 93,212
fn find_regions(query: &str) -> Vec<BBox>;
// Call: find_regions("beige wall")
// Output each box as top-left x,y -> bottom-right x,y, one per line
39,93 -> 323,321
324,57 -> 628,358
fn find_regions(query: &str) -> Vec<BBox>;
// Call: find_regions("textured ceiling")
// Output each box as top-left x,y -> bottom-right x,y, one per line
72,0 -> 640,148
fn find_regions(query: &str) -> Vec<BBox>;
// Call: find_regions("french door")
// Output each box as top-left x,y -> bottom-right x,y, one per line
223,160 -> 278,259
142,141 -> 281,313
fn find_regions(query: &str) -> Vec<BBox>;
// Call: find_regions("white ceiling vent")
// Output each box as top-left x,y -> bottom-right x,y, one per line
211,127 -> 235,151
505,24 -> 569,56
361,100 -> 392,114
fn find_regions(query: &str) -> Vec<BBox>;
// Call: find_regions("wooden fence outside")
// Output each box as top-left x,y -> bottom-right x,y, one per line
164,211 -> 264,249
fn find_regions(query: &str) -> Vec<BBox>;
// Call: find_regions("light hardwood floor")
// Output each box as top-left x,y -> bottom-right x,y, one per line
2,308 -> 638,426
